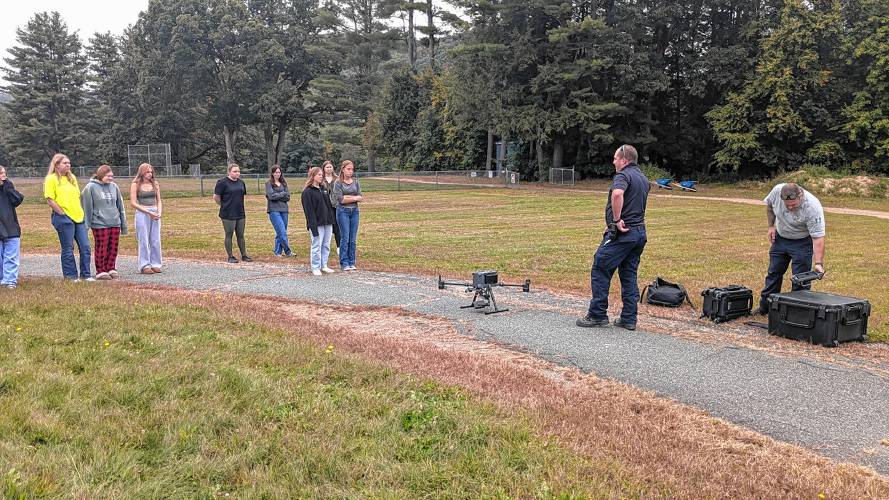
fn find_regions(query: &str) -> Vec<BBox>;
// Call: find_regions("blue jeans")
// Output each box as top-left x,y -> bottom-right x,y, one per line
51,212 -> 91,279
587,226 -> 647,324
336,206 -> 359,267
309,225 -> 333,270
0,237 -> 20,286
760,234 -> 813,308
268,211 -> 291,256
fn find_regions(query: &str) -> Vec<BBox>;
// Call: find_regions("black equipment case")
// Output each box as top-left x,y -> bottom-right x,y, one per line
701,285 -> 753,323
767,291 -> 870,347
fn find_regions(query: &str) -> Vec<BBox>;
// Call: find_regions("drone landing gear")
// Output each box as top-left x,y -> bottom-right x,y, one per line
438,270 -> 530,315
460,285 -> 508,314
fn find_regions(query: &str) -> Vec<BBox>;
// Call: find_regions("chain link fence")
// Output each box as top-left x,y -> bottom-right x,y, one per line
6,168 -> 521,203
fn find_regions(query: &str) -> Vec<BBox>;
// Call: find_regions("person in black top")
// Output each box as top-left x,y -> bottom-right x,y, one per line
301,166 -> 335,276
214,163 -> 252,263
0,165 -> 25,288
265,165 -> 292,257
577,145 -> 650,330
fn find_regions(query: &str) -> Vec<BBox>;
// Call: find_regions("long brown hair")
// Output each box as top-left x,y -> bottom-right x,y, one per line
269,164 -> 287,187
47,153 -> 76,183
339,160 -> 355,181
93,165 -> 113,181
304,166 -> 322,190
133,163 -> 158,190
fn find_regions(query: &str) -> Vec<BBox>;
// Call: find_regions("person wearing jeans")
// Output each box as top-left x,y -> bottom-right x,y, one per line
320,160 -> 340,254
44,153 -> 92,281
265,165 -> 292,256
333,160 -> 363,270
301,166 -> 335,276
130,163 -> 163,274
0,166 -> 24,288
757,182 -> 826,314
335,206 -> 359,269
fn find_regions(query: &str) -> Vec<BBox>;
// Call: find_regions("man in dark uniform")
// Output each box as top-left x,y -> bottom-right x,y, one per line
577,144 -> 650,330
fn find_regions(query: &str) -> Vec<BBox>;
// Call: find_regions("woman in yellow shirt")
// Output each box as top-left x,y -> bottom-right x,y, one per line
44,153 -> 93,281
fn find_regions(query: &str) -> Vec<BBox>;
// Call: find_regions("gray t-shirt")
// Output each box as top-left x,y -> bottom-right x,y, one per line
334,179 -> 362,208
764,184 -> 825,239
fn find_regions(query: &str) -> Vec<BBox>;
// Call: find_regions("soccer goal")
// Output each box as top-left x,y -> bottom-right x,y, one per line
127,143 -> 172,171
549,167 -> 575,186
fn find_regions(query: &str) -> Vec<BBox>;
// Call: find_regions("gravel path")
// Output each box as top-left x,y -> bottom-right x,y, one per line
21,254 -> 889,473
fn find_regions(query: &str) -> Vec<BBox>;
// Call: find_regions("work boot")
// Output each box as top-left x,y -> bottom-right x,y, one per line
613,318 -> 636,330
576,315 -> 609,328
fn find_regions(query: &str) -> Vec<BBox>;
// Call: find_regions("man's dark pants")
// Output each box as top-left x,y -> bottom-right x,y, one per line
760,233 -> 813,309
587,227 -> 647,324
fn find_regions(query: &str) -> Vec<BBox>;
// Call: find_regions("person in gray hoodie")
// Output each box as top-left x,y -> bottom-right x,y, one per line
81,165 -> 127,280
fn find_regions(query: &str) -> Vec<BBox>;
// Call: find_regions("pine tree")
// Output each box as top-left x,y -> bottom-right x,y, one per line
842,0 -> 889,172
84,32 -> 124,166
708,0 -> 850,175
2,11 -> 88,167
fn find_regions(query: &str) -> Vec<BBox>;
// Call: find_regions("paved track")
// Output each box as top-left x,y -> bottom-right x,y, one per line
20,254 -> 889,473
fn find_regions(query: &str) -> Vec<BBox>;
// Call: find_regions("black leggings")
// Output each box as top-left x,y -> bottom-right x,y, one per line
222,218 -> 247,257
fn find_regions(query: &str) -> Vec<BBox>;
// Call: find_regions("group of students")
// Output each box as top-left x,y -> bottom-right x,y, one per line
214,159 -> 363,274
40,153 -> 163,281
0,154 -> 367,286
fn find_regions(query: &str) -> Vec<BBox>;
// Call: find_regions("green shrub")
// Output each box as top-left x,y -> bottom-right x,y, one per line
639,163 -> 672,181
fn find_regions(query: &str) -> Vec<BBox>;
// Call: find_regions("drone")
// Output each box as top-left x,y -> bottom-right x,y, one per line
437,270 -> 531,315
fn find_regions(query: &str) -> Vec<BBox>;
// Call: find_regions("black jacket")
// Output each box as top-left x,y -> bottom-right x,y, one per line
301,185 -> 335,236
0,180 -> 24,240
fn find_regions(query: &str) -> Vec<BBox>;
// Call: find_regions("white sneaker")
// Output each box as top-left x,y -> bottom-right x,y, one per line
311,269 -> 323,276
321,267 -> 335,273
84,277 -> 97,282
108,270 -> 119,278
96,272 -> 111,280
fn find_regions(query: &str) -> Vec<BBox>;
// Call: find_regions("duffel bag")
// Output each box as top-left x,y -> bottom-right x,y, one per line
641,277 -> 693,308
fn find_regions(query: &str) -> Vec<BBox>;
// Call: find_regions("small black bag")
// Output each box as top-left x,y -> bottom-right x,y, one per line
640,277 -> 693,308
700,285 -> 753,323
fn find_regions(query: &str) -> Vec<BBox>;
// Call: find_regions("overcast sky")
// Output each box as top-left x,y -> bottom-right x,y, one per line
1,1 -> 148,84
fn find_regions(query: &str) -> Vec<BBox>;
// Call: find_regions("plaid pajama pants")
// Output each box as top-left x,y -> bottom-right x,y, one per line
92,227 -> 121,274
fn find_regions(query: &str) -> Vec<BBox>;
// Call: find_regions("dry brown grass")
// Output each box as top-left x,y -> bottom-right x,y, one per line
125,282 -> 889,499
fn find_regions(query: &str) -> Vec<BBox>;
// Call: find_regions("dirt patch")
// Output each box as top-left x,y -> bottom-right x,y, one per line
125,283 -> 889,498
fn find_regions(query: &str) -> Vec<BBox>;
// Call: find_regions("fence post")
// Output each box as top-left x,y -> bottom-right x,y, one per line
256,175 -> 261,194
435,170 -> 438,189
200,175 -> 205,196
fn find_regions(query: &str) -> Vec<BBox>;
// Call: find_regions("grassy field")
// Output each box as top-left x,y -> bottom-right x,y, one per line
570,179 -> 889,212
0,280 -> 653,497
14,185 -> 888,341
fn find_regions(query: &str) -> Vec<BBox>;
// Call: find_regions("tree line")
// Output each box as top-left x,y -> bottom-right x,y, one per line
1,0 -> 887,180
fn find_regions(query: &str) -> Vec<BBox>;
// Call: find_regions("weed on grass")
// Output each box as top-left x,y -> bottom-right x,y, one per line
0,280 -> 655,497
